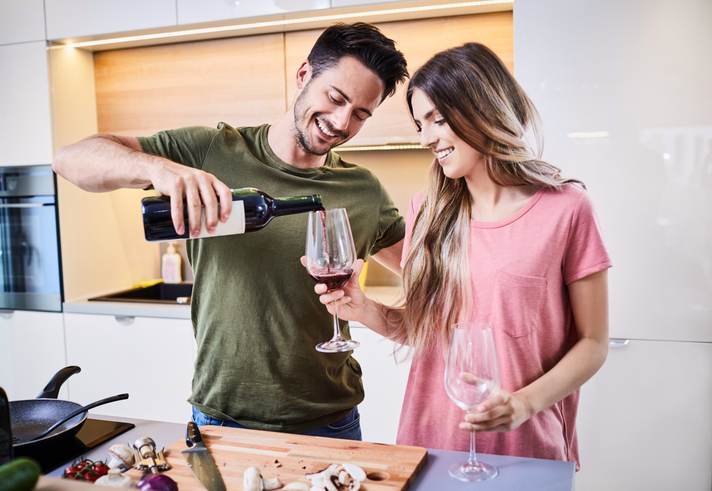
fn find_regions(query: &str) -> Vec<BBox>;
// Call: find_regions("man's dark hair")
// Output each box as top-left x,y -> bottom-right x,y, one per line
307,22 -> 408,101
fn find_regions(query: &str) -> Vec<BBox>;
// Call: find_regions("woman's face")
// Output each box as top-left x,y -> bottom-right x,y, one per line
410,88 -> 484,179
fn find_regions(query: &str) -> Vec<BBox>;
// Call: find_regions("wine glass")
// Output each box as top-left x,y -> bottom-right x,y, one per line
444,323 -> 500,482
305,208 -> 360,353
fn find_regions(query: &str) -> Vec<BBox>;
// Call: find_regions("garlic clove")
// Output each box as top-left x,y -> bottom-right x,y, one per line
262,476 -> 283,490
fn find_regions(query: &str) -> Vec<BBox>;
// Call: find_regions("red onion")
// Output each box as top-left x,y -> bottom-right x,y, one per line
137,474 -> 178,491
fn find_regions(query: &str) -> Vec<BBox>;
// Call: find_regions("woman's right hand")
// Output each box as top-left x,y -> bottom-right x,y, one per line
149,159 -> 233,237
313,259 -> 371,323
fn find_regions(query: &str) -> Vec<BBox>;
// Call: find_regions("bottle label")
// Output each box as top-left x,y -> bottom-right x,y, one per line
197,201 -> 245,238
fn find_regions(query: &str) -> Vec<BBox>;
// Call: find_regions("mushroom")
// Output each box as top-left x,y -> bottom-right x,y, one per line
283,483 -> 309,491
106,444 -> 135,471
342,463 -> 366,482
262,477 -> 283,490
244,466 -> 263,491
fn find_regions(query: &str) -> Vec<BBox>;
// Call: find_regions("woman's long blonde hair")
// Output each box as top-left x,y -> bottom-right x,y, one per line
395,43 -> 579,352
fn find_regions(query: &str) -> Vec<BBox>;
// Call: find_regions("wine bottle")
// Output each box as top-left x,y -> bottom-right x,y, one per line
141,187 -> 323,242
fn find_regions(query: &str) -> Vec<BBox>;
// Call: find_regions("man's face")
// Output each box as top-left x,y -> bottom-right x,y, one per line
292,56 -> 385,156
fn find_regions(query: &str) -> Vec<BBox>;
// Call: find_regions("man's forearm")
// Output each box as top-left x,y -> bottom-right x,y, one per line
53,134 -> 161,192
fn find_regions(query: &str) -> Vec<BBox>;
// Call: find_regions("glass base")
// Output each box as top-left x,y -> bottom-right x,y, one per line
315,338 -> 360,353
448,461 -> 498,482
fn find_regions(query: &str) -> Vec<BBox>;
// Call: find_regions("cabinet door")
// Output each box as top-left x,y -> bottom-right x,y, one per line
64,313 -> 196,423
0,42 -> 53,165
0,311 -> 67,400
0,0 -> 45,45
177,0 -> 329,26
331,0 -> 401,6
94,33 -> 287,137
350,326 -> 411,443
45,0 -> 176,40
284,12 -> 512,146
576,339 -> 712,491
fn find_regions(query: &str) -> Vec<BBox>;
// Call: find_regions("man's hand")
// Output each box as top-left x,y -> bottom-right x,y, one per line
149,160 -> 233,237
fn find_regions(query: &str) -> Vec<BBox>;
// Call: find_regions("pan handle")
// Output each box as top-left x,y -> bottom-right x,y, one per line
37,366 -> 82,399
22,393 -> 129,444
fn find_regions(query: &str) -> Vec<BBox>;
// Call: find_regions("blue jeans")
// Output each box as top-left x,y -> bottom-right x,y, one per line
191,406 -> 362,441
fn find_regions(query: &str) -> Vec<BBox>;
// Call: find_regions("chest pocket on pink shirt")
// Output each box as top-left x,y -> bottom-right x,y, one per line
491,270 -> 547,338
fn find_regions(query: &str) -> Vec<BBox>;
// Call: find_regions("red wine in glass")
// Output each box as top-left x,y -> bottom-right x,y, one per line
309,269 -> 353,291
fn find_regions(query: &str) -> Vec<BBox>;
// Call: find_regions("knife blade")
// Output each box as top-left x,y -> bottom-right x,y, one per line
181,421 -> 226,491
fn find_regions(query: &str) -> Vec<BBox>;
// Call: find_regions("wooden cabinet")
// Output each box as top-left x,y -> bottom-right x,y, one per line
177,0 -> 329,26
0,311 -> 67,400
44,0 -> 176,40
331,0 -> 400,6
285,12 -> 513,146
64,313 -> 196,423
0,42 -> 53,165
350,326 -> 411,443
0,0 -> 45,45
94,33 -> 287,136
576,339 -> 712,491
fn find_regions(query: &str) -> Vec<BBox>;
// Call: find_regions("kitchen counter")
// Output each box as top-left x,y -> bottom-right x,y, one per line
46,415 -> 574,490
63,299 -> 192,319
62,286 -> 402,323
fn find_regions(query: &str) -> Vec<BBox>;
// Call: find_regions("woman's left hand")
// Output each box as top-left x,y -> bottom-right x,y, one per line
459,384 -> 535,432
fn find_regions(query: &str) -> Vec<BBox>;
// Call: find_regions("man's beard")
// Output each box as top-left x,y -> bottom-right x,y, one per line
293,91 -> 329,156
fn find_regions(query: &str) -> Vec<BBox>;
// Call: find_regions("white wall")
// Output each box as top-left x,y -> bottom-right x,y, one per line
515,0 -> 712,343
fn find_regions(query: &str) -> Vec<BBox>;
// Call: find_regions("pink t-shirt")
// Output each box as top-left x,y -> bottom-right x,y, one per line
395,184 -> 611,469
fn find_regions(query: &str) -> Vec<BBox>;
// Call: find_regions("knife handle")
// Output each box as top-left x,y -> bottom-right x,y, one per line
186,421 -> 204,447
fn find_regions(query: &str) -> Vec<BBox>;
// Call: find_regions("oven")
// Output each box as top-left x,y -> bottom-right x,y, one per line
0,165 -> 63,312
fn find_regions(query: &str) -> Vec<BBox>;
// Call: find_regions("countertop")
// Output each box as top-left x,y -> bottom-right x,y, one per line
62,286 -> 403,323
46,414 -> 574,490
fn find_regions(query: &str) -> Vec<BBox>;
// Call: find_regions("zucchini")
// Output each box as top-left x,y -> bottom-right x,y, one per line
0,458 -> 41,491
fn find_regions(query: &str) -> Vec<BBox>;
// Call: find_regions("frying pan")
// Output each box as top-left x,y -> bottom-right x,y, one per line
9,366 -> 129,452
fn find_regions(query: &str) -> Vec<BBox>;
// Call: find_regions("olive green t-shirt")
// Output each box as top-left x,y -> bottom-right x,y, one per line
138,123 -> 404,431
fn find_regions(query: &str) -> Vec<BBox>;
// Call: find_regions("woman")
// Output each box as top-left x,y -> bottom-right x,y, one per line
316,43 -> 610,468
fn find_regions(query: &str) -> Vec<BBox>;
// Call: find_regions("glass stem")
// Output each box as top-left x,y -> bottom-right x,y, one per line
468,430 -> 478,467
332,305 -> 342,341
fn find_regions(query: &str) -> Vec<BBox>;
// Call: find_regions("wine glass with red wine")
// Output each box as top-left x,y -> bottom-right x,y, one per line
305,208 -> 360,353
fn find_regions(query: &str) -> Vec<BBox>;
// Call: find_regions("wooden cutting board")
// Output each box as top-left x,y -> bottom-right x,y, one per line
133,425 -> 428,490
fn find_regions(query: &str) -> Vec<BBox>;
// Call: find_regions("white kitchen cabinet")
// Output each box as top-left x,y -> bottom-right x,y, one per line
576,339 -> 712,491
0,311 -> 67,400
0,42 -> 53,165
64,313 -> 196,423
177,0 -> 329,25
350,326 -> 411,443
0,0 -> 46,45
45,0 -> 176,40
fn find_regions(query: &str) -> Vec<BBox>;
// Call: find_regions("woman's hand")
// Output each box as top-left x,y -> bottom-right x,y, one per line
459,375 -> 535,432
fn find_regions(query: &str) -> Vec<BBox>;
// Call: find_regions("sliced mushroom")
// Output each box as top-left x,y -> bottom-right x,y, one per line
342,463 -> 366,482
262,477 -> 283,490
244,466 -> 263,491
283,483 -> 309,491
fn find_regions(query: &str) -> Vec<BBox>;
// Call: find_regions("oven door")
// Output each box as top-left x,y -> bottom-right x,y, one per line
0,196 -> 62,312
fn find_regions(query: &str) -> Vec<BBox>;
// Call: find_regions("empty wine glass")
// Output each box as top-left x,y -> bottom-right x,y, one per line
305,208 -> 359,353
444,323 -> 500,482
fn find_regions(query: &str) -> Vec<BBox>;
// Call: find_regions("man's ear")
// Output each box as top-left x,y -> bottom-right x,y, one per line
296,61 -> 312,90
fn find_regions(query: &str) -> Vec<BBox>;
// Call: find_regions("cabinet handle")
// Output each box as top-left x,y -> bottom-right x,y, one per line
608,338 -> 630,349
113,315 -> 135,325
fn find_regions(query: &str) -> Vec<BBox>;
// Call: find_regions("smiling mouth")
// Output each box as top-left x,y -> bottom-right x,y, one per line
435,147 -> 454,160
315,117 -> 341,141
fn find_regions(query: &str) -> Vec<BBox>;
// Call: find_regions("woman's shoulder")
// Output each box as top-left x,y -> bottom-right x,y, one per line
540,182 -> 591,209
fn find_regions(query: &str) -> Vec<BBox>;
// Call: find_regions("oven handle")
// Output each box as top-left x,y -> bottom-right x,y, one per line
0,203 -> 52,208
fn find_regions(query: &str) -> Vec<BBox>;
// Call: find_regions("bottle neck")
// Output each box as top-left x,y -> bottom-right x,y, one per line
272,194 -> 324,216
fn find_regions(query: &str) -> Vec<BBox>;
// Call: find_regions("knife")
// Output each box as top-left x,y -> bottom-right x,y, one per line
181,421 -> 226,491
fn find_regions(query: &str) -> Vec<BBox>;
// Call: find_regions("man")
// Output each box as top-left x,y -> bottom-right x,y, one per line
53,23 -> 408,440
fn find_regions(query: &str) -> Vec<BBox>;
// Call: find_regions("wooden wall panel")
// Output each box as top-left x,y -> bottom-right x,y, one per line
286,12 -> 513,146
95,34 -> 287,136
